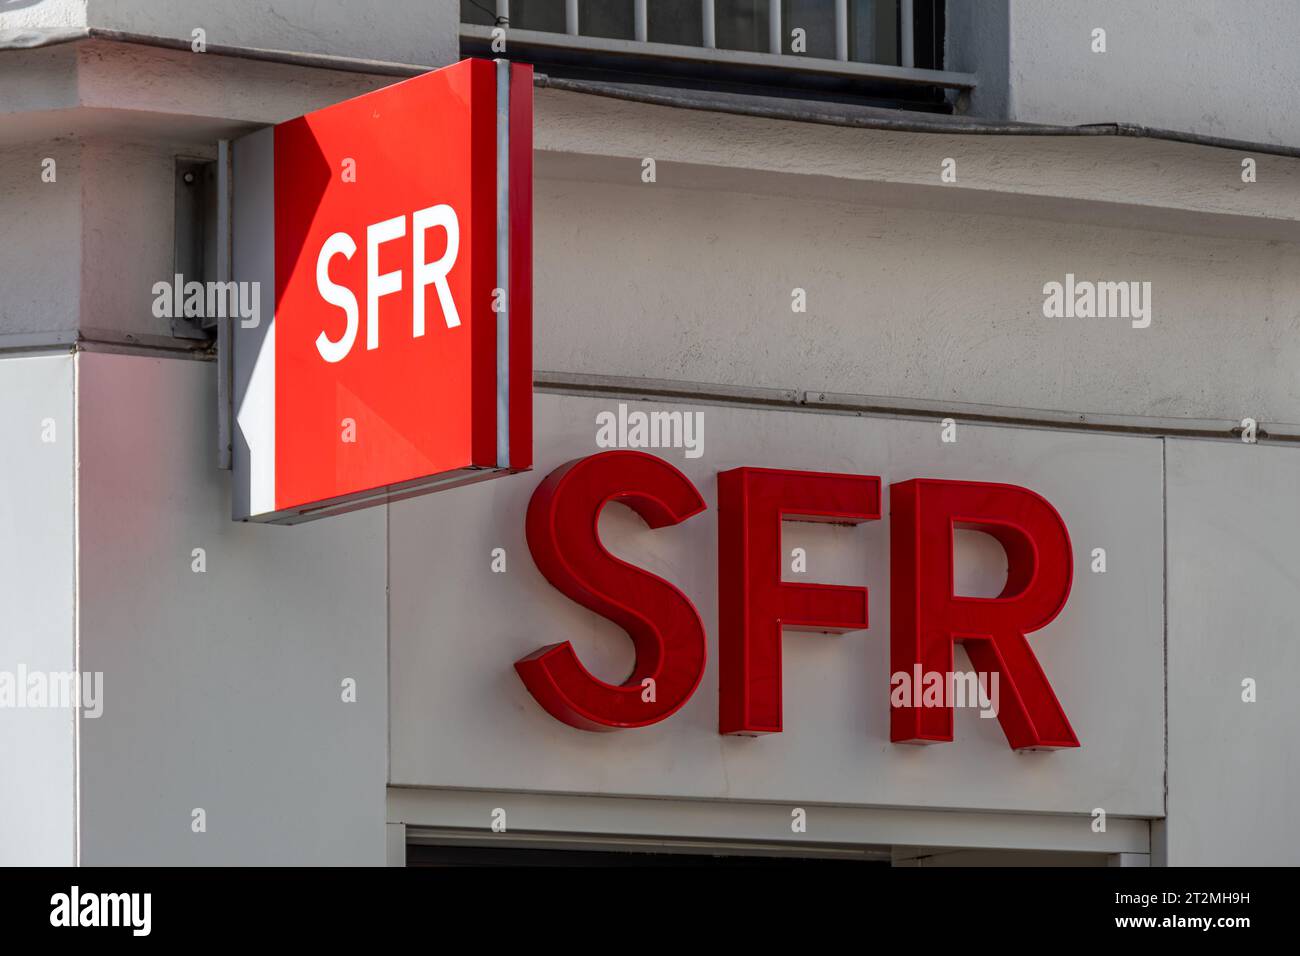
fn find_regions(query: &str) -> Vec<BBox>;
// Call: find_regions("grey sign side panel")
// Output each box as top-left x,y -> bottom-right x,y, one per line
231,127 -> 276,521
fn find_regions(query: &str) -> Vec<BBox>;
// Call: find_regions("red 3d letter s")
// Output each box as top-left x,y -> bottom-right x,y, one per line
516,450 -> 708,731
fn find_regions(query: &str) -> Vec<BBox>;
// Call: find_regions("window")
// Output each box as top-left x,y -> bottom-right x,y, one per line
650,0 -> 705,46
715,0 -> 769,54
460,1 -> 964,111
462,1 -> 939,67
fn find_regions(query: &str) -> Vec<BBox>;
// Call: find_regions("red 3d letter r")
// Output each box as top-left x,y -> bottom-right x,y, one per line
890,479 -> 1077,751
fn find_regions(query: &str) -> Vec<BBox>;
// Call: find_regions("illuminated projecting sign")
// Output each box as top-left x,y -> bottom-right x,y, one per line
232,58 -> 532,523
516,452 -> 1078,752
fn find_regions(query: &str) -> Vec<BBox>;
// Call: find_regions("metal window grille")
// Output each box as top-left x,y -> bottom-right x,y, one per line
460,1 -> 963,89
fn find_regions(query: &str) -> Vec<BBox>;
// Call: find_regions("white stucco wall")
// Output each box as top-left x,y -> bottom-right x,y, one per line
0,0 -> 86,34
74,351 -> 389,865
0,352 -> 76,866
1165,438 -> 1300,865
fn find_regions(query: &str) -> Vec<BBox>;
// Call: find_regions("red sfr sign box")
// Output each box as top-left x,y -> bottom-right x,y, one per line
232,58 -> 531,523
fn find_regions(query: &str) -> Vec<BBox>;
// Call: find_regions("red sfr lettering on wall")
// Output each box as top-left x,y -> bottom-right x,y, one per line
515,450 -> 1077,752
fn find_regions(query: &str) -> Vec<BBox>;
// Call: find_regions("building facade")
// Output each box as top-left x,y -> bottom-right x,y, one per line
2,1 -> 1298,866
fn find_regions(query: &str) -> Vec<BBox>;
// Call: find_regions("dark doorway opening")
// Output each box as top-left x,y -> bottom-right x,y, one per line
407,842 -> 886,867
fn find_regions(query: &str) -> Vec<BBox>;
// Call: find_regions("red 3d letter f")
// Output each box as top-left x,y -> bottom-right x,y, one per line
891,479 -> 1078,751
718,468 -> 882,735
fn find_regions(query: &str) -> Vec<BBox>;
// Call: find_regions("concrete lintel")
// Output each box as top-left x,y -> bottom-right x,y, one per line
388,786 -> 1152,856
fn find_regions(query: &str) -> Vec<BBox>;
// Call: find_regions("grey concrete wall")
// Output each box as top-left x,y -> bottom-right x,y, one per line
88,0 -> 459,67
0,352 -> 76,866
0,143 -> 81,344
532,168 -> 1300,424
1005,0 -> 1300,149
1165,438 -> 1300,865
0,0 -> 459,69
74,350 -> 389,865
3,20 -> 1298,428
0,0 -> 85,33
10,0 -> 1300,146
78,139 -> 174,342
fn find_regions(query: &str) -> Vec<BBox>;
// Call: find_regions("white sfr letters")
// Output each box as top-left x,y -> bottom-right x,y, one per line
315,203 -> 461,363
